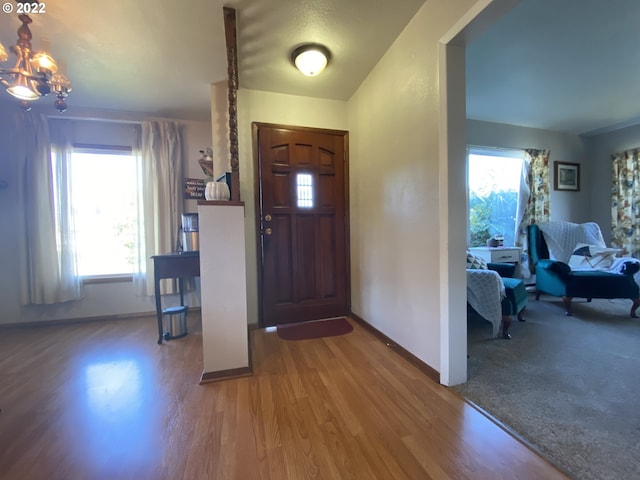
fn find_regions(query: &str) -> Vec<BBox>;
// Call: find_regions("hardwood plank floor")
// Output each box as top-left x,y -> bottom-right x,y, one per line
0,314 -> 568,480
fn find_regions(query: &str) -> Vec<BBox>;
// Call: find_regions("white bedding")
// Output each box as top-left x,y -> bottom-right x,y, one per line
467,269 -> 505,338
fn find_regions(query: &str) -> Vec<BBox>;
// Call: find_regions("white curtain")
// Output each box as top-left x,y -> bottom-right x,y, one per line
16,114 -> 82,305
131,127 -> 147,294
134,121 -> 184,296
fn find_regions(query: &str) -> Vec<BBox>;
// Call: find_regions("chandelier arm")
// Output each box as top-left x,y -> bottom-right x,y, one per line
0,68 -> 21,75
0,68 -> 46,80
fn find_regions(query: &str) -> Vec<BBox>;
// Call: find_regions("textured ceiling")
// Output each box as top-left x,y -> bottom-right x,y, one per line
2,0 -> 637,136
466,0 -> 640,136
0,0 -> 424,121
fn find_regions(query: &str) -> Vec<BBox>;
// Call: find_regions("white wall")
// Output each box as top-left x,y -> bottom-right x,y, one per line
0,109 -> 20,323
0,106 -> 211,325
467,119 -> 591,223
198,204 -> 248,374
235,89 -> 348,325
585,124 -> 640,244
347,0 -> 477,375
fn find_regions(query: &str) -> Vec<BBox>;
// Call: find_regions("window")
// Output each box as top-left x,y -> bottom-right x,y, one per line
467,147 -> 524,247
58,146 -> 142,277
296,173 -> 313,208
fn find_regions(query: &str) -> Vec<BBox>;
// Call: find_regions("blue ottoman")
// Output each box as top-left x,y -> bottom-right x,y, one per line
500,277 -> 527,339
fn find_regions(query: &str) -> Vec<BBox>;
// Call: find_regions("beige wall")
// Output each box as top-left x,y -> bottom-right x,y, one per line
235,89 -> 348,325
347,0 -> 477,376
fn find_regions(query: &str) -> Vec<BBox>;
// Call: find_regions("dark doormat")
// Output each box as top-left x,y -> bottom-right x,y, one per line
276,317 -> 353,341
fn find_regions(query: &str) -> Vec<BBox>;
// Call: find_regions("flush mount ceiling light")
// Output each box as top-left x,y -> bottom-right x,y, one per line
0,8 -> 72,112
291,44 -> 330,77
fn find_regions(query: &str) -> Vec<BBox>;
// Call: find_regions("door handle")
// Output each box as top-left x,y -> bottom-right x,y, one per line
264,227 -> 273,236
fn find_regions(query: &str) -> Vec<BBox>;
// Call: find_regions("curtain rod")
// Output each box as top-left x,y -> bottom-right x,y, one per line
467,144 -> 528,152
47,115 -> 142,125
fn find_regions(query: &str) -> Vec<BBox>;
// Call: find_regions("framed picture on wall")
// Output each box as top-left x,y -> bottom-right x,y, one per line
554,161 -> 580,191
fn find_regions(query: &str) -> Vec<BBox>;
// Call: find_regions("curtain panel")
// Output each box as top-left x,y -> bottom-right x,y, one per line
516,148 -> 551,276
611,148 -> 640,257
135,121 -> 184,296
15,114 -> 82,305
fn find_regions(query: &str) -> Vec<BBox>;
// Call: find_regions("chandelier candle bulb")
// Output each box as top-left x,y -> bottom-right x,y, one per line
32,52 -> 57,74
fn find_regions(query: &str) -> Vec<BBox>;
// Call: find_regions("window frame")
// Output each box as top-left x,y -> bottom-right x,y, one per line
466,146 -> 525,247
69,143 -> 140,281
296,172 -> 314,208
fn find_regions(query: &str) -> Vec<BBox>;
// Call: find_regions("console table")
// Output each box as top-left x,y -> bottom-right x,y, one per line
469,246 -> 521,264
151,252 -> 200,344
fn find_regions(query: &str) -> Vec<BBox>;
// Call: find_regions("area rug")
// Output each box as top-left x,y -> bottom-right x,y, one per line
453,296 -> 640,480
276,317 -> 353,341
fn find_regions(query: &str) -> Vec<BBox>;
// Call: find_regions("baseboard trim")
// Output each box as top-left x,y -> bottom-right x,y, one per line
349,312 -> 440,384
0,307 -> 204,330
199,366 -> 252,384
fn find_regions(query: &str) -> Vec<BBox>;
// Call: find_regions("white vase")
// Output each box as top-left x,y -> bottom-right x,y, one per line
205,181 -> 230,201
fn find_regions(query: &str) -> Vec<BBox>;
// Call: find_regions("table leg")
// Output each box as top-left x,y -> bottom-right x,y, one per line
179,278 -> 185,306
155,276 -> 163,344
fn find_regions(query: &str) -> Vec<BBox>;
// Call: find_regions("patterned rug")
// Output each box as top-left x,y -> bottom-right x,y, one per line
276,317 -> 353,341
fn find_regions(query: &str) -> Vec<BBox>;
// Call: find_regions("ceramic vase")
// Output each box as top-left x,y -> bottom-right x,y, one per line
205,181 -> 230,201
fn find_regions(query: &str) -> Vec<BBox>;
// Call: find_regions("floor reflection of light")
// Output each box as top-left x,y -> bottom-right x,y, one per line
80,359 -> 161,472
265,326 -> 277,333
85,360 -> 142,416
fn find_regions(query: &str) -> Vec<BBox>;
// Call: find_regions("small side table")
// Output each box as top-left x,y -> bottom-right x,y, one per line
469,246 -> 521,264
151,252 -> 200,344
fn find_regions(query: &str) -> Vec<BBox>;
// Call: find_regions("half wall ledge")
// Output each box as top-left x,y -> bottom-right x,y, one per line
197,200 -> 245,207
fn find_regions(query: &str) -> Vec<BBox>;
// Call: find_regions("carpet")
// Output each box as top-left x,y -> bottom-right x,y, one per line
276,317 -> 353,341
453,296 -> 640,480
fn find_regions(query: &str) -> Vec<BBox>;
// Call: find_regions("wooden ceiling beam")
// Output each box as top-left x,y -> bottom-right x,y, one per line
223,6 -> 240,202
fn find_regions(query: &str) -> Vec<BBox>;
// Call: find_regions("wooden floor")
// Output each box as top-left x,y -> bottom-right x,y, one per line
0,314 -> 568,480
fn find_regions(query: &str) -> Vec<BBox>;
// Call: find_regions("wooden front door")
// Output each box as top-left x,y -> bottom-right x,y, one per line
254,123 -> 349,327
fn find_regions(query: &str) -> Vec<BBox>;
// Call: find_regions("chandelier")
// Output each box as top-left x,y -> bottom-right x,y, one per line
0,12 -> 71,112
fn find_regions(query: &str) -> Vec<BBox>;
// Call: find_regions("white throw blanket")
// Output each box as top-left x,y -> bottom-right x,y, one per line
537,221 -> 606,263
538,221 -> 640,286
609,257 -> 640,288
467,269 -> 505,338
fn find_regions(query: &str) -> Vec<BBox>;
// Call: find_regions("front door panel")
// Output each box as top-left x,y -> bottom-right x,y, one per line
256,124 -> 349,326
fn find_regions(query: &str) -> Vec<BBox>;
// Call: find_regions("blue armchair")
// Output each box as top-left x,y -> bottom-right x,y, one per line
528,223 -> 640,317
